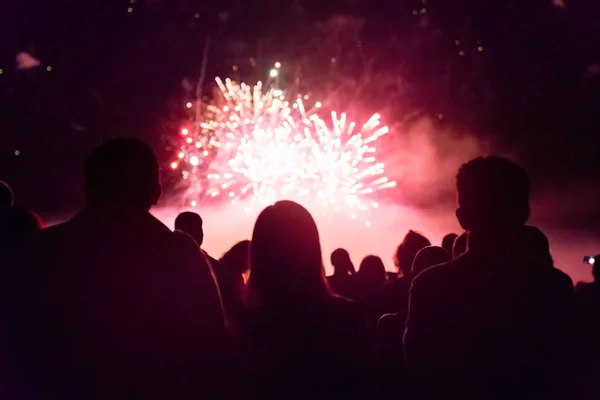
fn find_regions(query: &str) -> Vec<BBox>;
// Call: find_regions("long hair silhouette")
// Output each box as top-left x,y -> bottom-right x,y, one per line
248,200 -> 329,308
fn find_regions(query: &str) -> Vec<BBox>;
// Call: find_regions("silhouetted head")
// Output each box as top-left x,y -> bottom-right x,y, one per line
331,248 -> 355,275
84,138 -> 161,210
0,206 -> 43,250
412,246 -> 451,276
249,200 -> 328,306
394,230 -> 431,276
174,212 -> 204,246
452,232 -> 467,258
358,255 -> 387,288
514,226 -> 554,269
220,240 -> 251,276
441,233 -> 458,255
456,156 -> 530,234
0,181 -> 14,207
592,255 -> 600,282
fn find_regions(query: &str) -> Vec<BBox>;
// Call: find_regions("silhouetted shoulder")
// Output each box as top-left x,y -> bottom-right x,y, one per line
34,220 -> 70,240
19,220 -> 70,257
206,254 -> 220,269
549,268 -> 575,305
553,268 -> 574,290
378,311 -> 406,333
169,230 -> 219,292
411,253 -> 469,287
329,294 -> 361,315
575,281 -> 595,294
172,229 -> 204,254
322,295 -> 365,334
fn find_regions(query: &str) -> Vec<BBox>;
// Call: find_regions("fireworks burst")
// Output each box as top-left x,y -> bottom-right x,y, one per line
173,74 -> 396,220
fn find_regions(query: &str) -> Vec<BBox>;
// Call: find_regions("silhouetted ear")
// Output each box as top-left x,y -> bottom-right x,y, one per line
456,207 -> 470,230
151,183 -> 162,206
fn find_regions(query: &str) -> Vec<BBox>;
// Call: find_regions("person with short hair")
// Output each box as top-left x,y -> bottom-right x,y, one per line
174,211 -> 220,267
404,156 -> 574,396
441,233 -> 458,255
327,248 -> 356,299
3,138 -> 227,399
411,246 -> 451,277
175,211 -> 204,245
574,254 -> 600,395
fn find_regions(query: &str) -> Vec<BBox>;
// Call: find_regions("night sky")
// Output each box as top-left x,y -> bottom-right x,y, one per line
1,0 -> 599,215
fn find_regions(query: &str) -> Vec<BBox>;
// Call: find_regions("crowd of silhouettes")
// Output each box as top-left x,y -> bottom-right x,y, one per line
0,137 -> 598,398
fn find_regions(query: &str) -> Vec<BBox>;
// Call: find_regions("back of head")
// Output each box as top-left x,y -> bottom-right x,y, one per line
0,181 -> 14,207
249,200 -> 328,306
0,206 -> 43,250
394,230 -> 431,276
174,212 -> 204,246
412,246 -> 451,276
330,248 -> 354,275
219,240 -> 251,275
456,156 -> 530,233
442,233 -> 458,255
358,255 -> 386,287
513,226 -> 554,270
452,232 -> 468,259
592,255 -> 600,282
84,138 -> 160,210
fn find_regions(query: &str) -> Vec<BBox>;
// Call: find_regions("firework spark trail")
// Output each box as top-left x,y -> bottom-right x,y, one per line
173,76 -> 396,221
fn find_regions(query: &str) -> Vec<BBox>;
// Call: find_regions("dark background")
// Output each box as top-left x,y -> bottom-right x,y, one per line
1,0 -> 599,215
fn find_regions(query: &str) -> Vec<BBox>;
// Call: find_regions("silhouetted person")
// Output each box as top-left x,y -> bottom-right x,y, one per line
2,138 -> 227,399
217,240 -> 251,328
574,255 -> 600,395
575,255 -> 600,296
575,255 -> 600,300
412,246 -> 451,277
174,211 -> 204,244
0,181 -> 13,207
441,233 -> 458,255
404,157 -> 574,397
241,201 -> 369,396
327,248 -> 356,299
219,240 -> 251,279
174,211 -> 220,268
375,246 -> 451,392
384,230 -> 430,312
358,255 -> 386,290
452,232 -> 467,259
356,255 -> 387,328
0,206 -> 43,253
